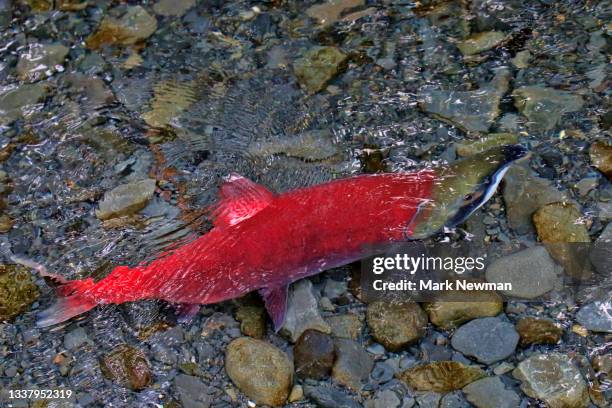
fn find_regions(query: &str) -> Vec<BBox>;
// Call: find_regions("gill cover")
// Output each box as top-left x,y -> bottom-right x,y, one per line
409,144 -> 527,239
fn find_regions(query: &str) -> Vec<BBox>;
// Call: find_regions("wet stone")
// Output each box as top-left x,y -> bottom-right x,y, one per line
16,43 -> 69,82
141,80 -> 197,129
0,264 -> 39,321
463,376 -> 520,408
332,338 -> 373,391
397,361 -> 485,392
456,31 -> 506,56
451,317 -> 519,364
440,391 -> 471,408
99,344 -> 152,391
225,337 -> 293,407
96,178 -> 156,220
0,83 -> 49,126
326,313 -> 363,340
575,301 -> 612,333
516,317 -> 563,346
86,6 -> 158,49
456,133 -> 519,157
415,392 -> 442,408
305,0 -> 364,27
424,290 -> 503,330
513,353 -> 590,408
512,86 -> 584,131
592,354 -> 612,377
366,300 -> 428,351
63,327 -> 90,350
288,384 -> 303,403
485,246 -> 559,299
590,141 -> 612,179
303,385 -> 361,408
366,389 -> 401,408
590,223 -> 612,275
153,0 -> 195,17
174,374 -> 212,408
281,279 -> 330,342
294,329 -> 335,379
235,304 -> 266,338
293,46 -> 347,94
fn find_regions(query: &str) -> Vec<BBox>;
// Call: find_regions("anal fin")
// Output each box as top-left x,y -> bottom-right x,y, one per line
259,285 -> 288,332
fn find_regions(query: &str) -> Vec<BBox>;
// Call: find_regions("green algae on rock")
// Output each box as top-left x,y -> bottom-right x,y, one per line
366,301 -> 428,351
96,179 -> 157,220
100,344 -> 152,391
293,46 -> 347,94
0,83 -> 50,126
456,133 -> 519,157
397,361 -> 485,392
512,86 -> 584,131
225,337 -> 293,407
0,264 -> 39,321
16,43 -> 69,82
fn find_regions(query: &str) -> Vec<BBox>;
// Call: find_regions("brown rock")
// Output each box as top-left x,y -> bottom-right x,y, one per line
235,304 -> 266,339
398,361 -> 485,392
100,344 -> 152,391
592,354 -> 612,377
294,329 -> 335,379
424,290 -> 503,330
0,264 -> 39,321
293,46 -> 347,94
516,317 -> 563,346
86,6 -> 158,49
305,0 -> 364,26
366,301 -> 428,351
590,141 -> 612,179
326,313 -> 363,340
332,339 -> 373,391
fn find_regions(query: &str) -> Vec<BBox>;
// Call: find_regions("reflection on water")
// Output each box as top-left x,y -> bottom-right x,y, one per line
0,0 -> 610,406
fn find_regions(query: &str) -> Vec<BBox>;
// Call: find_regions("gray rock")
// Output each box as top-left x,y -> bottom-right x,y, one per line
574,177 -> 599,196
17,43 -> 69,82
485,246 -> 560,299
303,385 -> 361,408
281,279 -> 330,342
502,165 -> 568,234
597,201 -> 612,222
512,86 -> 584,131
368,389 -> 401,408
415,392 -> 442,408
326,313 -> 363,340
513,353 -> 590,408
0,83 -> 49,126
153,0 -> 195,16
174,374 -> 212,408
590,223 -> 612,275
96,178 -> 157,220
575,301 -> 612,333
451,317 -> 519,364
0,0 -> 11,30
323,278 -> 348,300
63,327 -> 90,349
440,391 -> 471,408
332,338 -> 374,391
463,376 -> 520,408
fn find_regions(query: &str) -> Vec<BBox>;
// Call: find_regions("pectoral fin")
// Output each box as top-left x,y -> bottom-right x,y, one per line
212,173 -> 274,228
259,285 -> 289,332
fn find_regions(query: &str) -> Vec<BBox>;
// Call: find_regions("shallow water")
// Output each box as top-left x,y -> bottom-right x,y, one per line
0,0 -> 610,407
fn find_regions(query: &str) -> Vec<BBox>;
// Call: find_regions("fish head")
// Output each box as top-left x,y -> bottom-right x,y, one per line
409,144 -> 527,239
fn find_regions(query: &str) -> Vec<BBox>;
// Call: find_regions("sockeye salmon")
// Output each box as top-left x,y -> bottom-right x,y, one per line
23,145 -> 526,328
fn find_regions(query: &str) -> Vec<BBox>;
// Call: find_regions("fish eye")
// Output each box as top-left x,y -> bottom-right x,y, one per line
464,194 -> 473,201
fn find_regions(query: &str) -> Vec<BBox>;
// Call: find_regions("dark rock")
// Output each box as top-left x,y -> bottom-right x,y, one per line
516,317 -> 563,346
0,264 -> 39,321
99,344 -> 152,391
332,338 -> 373,391
303,385 -> 361,408
294,329 -> 335,379
366,301 -> 428,352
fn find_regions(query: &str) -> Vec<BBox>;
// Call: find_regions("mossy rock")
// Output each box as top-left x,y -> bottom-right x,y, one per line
0,264 -> 39,321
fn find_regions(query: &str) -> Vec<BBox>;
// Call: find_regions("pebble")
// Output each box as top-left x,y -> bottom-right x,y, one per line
174,374 -> 212,408
451,317 -> 519,365
455,133 -> 519,157
367,389 -> 402,408
574,177 -> 599,196
288,384 -> 303,403
456,31 -> 506,55
225,337 -> 293,407
575,301 -> 612,333
513,353 -> 590,408
397,361 -> 485,392
153,0 -> 195,16
235,303 -> 266,339
424,289 -> 503,329
512,86 -> 584,131
323,278 -> 348,300
281,279 -> 331,342
17,43 -> 69,82
415,392 -> 442,408
99,344 -> 152,391
332,338 -> 374,391
502,165 -> 568,234
511,50 -> 531,69
294,329 -> 335,379
515,317 -> 563,346
0,264 -> 39,321
370,360 -> 396,384
440,391 -> 471,408
590,223 -> 612,275
366,301 -> 428,351
493,362 -> 514,375
293,46 -> 347,94
86,6 -> 158,49
463,376 -> 520,408
96,178 -> 157,220
141,80 -> 197,129
590,141 -> 612,179
327,313 -> 363,340
592,354 -> 612,377
303,385 -> 361,408
305,0 -> 364,27
63,327 -> 90,350
0,83 -> 49,126
485,246 -> 559,299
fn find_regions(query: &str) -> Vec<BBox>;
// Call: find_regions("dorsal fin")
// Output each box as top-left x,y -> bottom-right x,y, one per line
212,173 -> 274,228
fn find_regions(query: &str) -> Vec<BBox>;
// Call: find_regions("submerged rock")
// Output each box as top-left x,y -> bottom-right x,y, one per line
96,179 -> 156,220
303,385 -> 361,408
0,264 -> 39,321
516,317 -> 563,346
225,337 -> 293,407
305,0 -> 364,26
153,0 -> 195,16
590,141 -> 612,179
397,361 -> 485,392
512,86 -> 584,131
463,376 -> 520,408
326,313 -> 363,340
424,290 -> 503,330
485,246 -> 559,299
17,43 -> 69,82
174,374 -> 212,408
366,300 -> 428,351
99,344 -> 152,391
456,31 -> 506,56
451,317 -> 519,364
293,46 -> 347,94
294,329 -> 335,379
332,338 -> 373,391
0,83 -> 49,126
575,301 -> 612,333
455,133 -> 519,157
235,303 -> 266,338
141,80 -> 198,129
281,279 -> 331,342
513,353 -> 590,408
86,6 -> 158,49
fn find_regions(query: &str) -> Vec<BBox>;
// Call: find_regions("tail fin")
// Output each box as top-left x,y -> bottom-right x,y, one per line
9,255 -> 98,327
